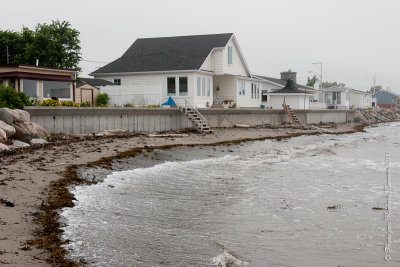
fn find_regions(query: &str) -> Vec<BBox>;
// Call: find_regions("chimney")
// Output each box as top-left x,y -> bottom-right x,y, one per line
280,70 -> 297,84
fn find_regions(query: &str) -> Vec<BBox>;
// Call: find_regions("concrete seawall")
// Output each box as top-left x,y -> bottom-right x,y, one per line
25,107 -> 355,134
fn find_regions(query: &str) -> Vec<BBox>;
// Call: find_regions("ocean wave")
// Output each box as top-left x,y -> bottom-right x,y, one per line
212,250 -> 249,267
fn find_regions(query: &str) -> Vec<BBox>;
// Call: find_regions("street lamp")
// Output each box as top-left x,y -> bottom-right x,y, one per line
312,61 -> 323,87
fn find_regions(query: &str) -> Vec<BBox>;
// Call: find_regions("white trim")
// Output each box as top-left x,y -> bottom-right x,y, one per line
267,93 -> 314,96
91,69 -> 213,77
21,78 -> 39,98
227,34 -> 251,77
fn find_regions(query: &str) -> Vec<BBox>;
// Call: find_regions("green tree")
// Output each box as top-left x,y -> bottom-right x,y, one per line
368,85 -> 383,94
0,20 -> 81,70
321,81 -> 345,88
306,75 -> 318,87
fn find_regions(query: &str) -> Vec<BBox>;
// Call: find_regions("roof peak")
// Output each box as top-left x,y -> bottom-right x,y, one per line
137,33 -> 234,41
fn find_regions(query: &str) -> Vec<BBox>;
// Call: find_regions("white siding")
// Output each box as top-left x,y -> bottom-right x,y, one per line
200,51 -> 215,72
269,95 -> 311,109
236,79 -> 261,108
214,50 -> 224,75
222,39 -> 248,76
213,75 -> 237,103
94,72 -> 199,107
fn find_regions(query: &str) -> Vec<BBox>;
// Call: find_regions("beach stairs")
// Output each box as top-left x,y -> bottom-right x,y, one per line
282,98 -> 302,126
180,99 -> 213,135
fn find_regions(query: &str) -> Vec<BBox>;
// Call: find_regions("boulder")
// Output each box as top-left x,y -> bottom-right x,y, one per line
30,138 -> 48,144
0,143 -> 10,152
29,122 -> 51,139
0,108 -> 30,125
0,108 -> 15,125
0,129 -> 6,143
12,140 -> 30,148
21,122 -> 39,138
14,109 -> 30,122
12,122 -> 32,143
0,120 -> 16,138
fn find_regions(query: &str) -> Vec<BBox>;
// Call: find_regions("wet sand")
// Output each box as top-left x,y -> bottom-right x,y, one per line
0,124 -> 360,266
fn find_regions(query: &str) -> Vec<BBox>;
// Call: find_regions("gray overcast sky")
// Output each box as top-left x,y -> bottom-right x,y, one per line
1,0 -> 399,92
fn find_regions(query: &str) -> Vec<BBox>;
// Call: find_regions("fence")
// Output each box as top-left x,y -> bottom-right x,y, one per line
100,84 -> 162,107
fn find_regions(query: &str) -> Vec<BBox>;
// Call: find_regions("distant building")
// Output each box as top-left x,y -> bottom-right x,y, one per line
0,64 -> 76,101
373,90 -> 400,108
76,78 -> 113,104
318,86 -> 372,109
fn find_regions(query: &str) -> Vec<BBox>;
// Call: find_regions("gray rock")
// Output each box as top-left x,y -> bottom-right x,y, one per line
0,108 -> 15,125
13,109 -> 30,122
12,140 -> 30,147
0,143 -> 9,152
0,129 -> 6,143
12,122 -> 32,143
0,120 -> 16,138
30,138 -> 48,144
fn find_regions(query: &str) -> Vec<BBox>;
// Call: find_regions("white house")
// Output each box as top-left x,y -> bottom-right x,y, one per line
266,79 -> 314,109
318,86 -> 372,109
91,33 -> 270,108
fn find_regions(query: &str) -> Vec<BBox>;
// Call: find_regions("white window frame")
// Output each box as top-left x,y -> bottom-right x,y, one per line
238,80 -> 246,96
251,83 -> 260,100
197,76 -> 211,97
21,79 -> 39,99
167,76 -> 189,97
228,46 -> 233,65
42,81 -> 73,101
113,78 -> 121,85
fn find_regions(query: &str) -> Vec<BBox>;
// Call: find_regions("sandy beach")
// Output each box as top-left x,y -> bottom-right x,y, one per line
0,124 -> 361,266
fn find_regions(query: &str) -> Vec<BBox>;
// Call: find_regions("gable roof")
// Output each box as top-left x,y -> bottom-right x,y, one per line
252,74 -> 314,91
76,78 -> 114,88
91,33 -> 234,75
270,79 -> 305,94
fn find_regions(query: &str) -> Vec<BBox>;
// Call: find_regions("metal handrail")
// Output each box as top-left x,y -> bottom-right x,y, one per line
184,98 -> 208,123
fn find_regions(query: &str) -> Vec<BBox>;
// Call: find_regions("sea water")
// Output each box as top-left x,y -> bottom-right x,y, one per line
61,123 -> 400,266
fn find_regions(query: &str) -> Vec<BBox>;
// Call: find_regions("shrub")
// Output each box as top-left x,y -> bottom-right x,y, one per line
96,93 -> 109,106
41,99 -> 61,106
80,101 -> 92,107
0,85 -> 31,109
61,100 -> 75,107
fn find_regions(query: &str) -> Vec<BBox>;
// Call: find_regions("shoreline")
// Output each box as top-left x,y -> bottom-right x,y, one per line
0,123 -> 372,265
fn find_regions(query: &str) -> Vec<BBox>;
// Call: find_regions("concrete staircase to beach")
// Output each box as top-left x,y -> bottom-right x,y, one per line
180,99 -> 212,135
282,98 -> 302,125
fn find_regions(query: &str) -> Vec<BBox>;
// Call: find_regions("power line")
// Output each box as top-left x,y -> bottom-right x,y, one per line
81,59 -> 110,64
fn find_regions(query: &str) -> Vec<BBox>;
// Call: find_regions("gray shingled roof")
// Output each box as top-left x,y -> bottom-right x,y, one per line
76,78 -> 114,88
270,79 -> 305,94
91,33 -> 233,75
252,74 -> 313,90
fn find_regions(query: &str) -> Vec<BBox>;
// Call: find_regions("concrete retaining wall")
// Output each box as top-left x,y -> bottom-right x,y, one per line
25,107 -> 355,134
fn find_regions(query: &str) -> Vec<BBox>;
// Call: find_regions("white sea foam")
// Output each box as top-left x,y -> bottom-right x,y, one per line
212,250 -> 249,267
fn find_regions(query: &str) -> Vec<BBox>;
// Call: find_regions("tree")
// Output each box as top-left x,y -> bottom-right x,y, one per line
368,85 -> 383,94
320,81 -> 345,88
306,75 -> 318,87
0,20 -> 81,70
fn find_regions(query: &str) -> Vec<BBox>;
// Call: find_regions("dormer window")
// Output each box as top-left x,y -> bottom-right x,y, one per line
228,46 -> 233,64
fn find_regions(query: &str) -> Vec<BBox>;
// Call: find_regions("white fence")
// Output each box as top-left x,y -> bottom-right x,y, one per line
100,83 -> 162,107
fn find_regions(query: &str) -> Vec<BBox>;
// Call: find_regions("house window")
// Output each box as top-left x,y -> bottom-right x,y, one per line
114,78 -> 121,85
251,83 -> 260,99
43,81 -> 72,99
261,90 -> 268,102
22,79 -> 38,98
197,76 -> 211,97
238,80 -> 246,96
179,77 -> 188,96
167,77 -> 176,96
228,46 -> 233,64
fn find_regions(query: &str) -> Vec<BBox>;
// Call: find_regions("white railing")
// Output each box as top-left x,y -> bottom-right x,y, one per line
184,98 -> 208,123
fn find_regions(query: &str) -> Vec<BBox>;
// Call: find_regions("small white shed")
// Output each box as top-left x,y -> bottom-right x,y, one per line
267,80 -> 314,109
